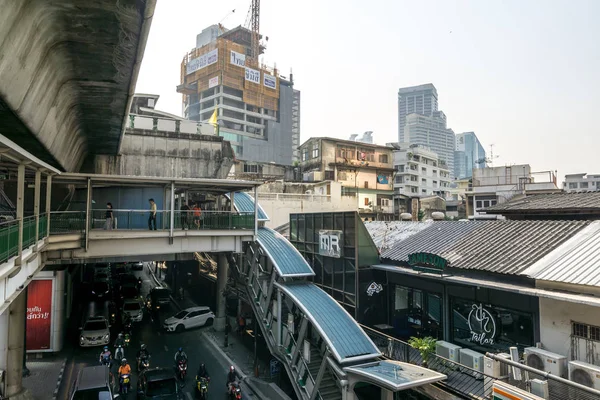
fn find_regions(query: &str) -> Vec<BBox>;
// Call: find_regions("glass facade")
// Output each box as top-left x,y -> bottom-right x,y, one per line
391,285 -> 443,340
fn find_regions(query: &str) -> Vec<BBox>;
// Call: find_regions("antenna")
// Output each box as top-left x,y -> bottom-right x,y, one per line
487,144 -> 500,167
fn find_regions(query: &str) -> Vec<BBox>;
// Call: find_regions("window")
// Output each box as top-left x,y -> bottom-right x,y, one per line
396,165 -> 405,172
432,170 -> 437,175
395,176 -> 403,184
569,182 -> 578,189
243,164 -> 258,173
381,198 -> 390,207
476,200 -> 483,209
364,198 -> 370,206
422,167 -> 427,173
312,148 -> 319,158
580,182 -> 589,189
392,285 -> 442,340
302,149 -> 309,161
379,154 -> 388,163
572,322 -> 600,341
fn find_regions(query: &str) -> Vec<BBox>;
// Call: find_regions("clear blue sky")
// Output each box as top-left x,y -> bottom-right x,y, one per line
135,0 -> 600,181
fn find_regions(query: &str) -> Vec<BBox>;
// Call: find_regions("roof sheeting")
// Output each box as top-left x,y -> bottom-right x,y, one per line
382,220 -> 591,275
226,191 -> 269,221
276,281 -> 380,363
344,360 -> 446,391
257,228 -> 314,277
484,191 -> 600,213
523,221 -> 600,286
364,221 -> 433,252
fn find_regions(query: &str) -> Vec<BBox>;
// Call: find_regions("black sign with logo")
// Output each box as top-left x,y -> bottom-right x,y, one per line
408,252 -> 448,274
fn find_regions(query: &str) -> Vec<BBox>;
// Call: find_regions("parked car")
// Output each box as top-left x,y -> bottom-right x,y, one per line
90,281 -> 111,301
70,365 -> 118,400
122,299 -> 143,323
94,272 -> 110,282
146,287 -> 171,312
136,368 -> 182,399
163,306 -> 214,333
131,261 -> 144,271
79,316 -> 110,347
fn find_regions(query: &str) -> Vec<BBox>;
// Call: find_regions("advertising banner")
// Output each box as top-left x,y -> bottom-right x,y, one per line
186,48 -> 218,75
208,76 -> 219,88
245,67 -> 260,84
264,73 -> 277,89
319,230 -> 343,258
230,50 -> 246,67
26,279 -> 53,351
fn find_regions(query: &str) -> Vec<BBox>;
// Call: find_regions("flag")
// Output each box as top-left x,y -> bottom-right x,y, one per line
208,108 -> 218,126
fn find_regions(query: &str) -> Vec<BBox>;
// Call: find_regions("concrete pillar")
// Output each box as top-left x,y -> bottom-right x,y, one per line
214,253 -> 229,332
33,170 -> 41,246
5,290 -> 32,399
52,271 -> 66,352
85,178 -> 91,250
16,164 -> 25,265
169,182 -> 175,236
0,309 -> 8,396
45,175 -> 52,238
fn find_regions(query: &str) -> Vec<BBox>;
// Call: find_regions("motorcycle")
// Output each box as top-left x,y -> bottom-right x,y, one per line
124,333 -> 131,347
195,376 -> 210,399
228,382 -> 242,400
114,345 -> 125,363
99,353 -> 112,367
177,360 -> 188,381
138,356 -> 150,373
119,374 -> 131,394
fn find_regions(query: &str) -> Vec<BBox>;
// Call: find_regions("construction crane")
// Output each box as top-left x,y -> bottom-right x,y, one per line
243,0 -> 260,66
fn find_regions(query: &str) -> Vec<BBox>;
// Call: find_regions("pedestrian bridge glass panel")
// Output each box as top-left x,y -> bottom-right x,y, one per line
257,228 -> 314,277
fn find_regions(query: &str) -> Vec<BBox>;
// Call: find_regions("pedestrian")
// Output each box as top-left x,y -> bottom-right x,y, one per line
180,200 -> 190,230
237,315 -> 245,336
104,202 -> 114,230
192,202 -> 202,229
148,198 -> 157,230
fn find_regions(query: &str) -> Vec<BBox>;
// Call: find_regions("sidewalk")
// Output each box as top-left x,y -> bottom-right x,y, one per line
147,263 -> 289,400
22,355 -> 67,400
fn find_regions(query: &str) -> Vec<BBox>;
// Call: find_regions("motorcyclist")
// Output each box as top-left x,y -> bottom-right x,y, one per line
137,277 -> 142,291
99,346 -> 112,366
136,344 -> 150,370
196,363 -> 210,380
174,347 -> 188,368
117,358 -> 131,393
114,333 -> 125,348
115,344 -> 125,362
226,366 -> 238,392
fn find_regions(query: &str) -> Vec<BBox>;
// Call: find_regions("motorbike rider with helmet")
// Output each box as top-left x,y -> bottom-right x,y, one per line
99,346 -> 112,366
117,358 -> 132,393
136,344 -> 150,371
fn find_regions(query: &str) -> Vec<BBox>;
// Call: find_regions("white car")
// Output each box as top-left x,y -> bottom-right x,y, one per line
122,299 -> 144,323
79,316 -> 110,347
163,306 -> 215,333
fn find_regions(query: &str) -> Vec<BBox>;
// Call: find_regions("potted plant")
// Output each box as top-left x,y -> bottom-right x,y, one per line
408,336 -> 437,368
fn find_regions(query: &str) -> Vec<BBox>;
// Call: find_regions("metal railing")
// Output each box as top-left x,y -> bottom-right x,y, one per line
49,211 -> 86,234
257,193 -> 332,203
22,215 -> 37,249
0,219 -> 19,264
91,210 -> 255,231
361,324 -> 494,399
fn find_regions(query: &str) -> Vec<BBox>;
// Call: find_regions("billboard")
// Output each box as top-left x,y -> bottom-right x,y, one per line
245,67 -> 260,84
26,279 -> 53,351
264,74 -> 277,89
319,230 -> 343,258
186,49 -> 218,75
208,76 -> 219,88
230,50 -> 246,67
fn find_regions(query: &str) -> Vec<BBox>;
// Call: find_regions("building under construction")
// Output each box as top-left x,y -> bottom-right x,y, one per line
177,24 -> 300,168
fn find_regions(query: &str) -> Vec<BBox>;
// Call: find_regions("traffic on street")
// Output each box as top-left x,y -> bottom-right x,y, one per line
59,262 -> 250,399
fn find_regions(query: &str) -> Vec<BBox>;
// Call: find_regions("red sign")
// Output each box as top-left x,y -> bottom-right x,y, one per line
26,279 -> 53,351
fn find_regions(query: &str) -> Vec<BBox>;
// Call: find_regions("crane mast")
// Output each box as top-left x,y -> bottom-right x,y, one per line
250,0 -> 260,66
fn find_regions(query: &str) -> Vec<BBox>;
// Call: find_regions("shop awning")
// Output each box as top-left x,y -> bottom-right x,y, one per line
344,360 -> 446,392
373,264 -> 600,308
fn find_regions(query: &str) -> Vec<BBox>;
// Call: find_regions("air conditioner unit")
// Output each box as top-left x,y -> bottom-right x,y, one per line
530,379 -> 549,399
568,360 -> 600,390
435,340 -> 461,363
460,348 -> 484,379
524,347 -> 567,377
484,354 -> 512,397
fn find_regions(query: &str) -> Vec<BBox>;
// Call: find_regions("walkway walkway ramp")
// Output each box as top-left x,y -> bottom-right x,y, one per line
257,227 -> 314,277
226,191 -> 269,221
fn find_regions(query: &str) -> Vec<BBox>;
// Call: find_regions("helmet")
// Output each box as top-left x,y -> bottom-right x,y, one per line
104,346 -> 109,351
122,358 -> 127,364
118,333 -> 123,339
230,366 -> 235,372
141,344 -> 146,350
201,363 -> 205,368
178,347 -> 183,352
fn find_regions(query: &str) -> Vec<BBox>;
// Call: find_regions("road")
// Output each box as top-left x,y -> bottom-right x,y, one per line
58,263 -> 248,399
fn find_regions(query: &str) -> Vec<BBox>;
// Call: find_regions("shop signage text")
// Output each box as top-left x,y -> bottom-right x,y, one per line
408,252 -> 448,273
468,303 -> 496,346
208,76 -> 219,88
245,67 -> 260,84
230,50 -> 246,67
186,49 -> 218,75
319,230 -> 343,258
366,282 -> 383,296
26,279 -> 53,351
264,73 -> 277,89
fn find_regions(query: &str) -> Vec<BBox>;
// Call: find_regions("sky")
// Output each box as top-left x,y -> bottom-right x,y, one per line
135,0 -> 600,182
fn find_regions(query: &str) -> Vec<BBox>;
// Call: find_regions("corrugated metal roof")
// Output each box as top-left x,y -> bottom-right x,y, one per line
276,281 -> 380,363
383,220 -> 591,275
381,221 -> 482,262
225,192 -> 269,221
484,191 -> 600,213
364,221 -> 433,252
257,227 -> 314,277
523,221 -> 600,286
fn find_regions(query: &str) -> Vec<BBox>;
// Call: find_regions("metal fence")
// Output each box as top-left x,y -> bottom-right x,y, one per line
91,210 -> 255,230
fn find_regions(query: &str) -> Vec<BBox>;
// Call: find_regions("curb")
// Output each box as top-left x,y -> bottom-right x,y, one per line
52,358 -> 68,400
147,263 -> 182,311
202,332 -> 269,400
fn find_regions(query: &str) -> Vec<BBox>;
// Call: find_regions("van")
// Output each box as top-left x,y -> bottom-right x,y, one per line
70,365 -> 118,399
145,287 -> 171,312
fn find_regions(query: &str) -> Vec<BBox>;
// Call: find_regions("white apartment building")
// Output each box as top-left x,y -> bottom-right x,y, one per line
563,173 -> 600,192
390,143 -> 452,198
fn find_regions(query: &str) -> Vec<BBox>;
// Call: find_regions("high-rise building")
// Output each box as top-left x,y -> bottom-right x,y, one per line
177,25 -> 300,166
397,84 -> 438,142
404,111 -> 455,174
454,132 -> 486,179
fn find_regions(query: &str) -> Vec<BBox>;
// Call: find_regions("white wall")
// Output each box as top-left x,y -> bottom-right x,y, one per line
539,297 -> 600,362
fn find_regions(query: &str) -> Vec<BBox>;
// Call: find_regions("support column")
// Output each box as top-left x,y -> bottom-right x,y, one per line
253,186 -> 258,236
16,164 -> 25,265
5,290 -> 32,399
230,192 -> 235,212
169,182 -> 175,238
45,175 -> 52,238
0,310 -> 8,397
85,178 -> 91,251
215,253 -> 229,331
33,170 -> 41,247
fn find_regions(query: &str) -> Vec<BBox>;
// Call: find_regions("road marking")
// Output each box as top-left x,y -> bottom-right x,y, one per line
185,392 -> 193,400
164,345 -> 169,352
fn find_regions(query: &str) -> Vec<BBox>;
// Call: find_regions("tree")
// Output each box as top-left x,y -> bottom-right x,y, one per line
408,336 -> 437,368
417,209 -> 425,221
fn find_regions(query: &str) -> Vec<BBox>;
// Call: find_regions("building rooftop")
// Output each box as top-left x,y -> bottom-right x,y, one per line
483,191 -> 600,214
299,137 -> 392,151
523,221 -> 600,287
382,220 -> 591,275
364,221 -> 433,253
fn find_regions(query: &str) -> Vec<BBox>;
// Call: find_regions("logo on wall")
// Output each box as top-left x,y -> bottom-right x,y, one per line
319,230 -> 343,258
366,282 -> 383,297
467,303 -> 496,346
